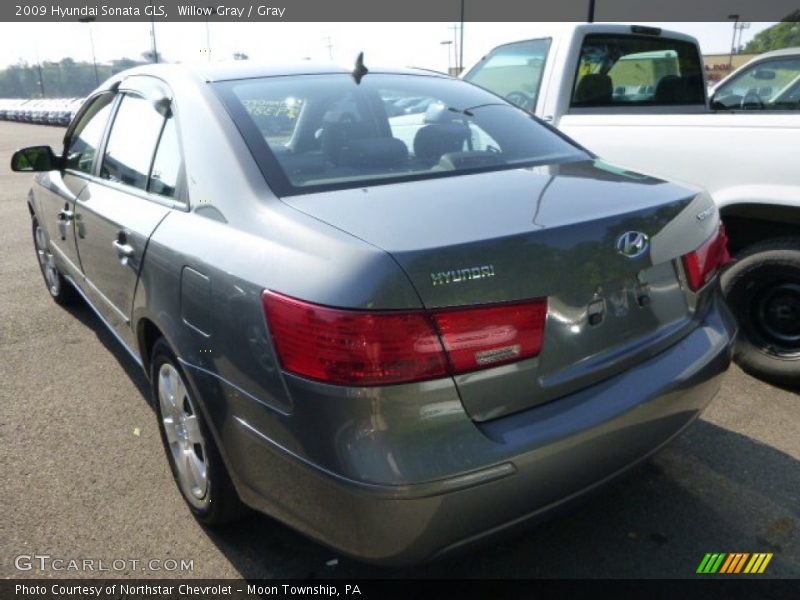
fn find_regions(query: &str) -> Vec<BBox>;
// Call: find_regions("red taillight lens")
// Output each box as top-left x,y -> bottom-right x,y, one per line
682,224 -> 732,291
263,291 -> 548,386
432,300 -> 547,374
262,292 -> 447,386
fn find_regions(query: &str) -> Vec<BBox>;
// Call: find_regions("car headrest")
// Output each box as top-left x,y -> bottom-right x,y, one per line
574,74 -> 613,105
320,121 -> 371,165
413,123 -> 470,163
338,137 -> 409,169
655,75 -> 683,103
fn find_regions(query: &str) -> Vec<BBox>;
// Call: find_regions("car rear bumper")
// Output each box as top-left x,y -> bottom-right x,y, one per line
189,293 -> 737,565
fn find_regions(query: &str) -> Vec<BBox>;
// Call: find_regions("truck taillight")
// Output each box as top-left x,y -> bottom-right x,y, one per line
262,291 -> 547,386
682,224 -> 732,291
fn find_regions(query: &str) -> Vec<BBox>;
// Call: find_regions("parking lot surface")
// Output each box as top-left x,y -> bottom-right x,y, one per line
1,121 -> 798,579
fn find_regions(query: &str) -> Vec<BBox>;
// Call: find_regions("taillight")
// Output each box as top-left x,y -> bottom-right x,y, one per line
682,224 -> 732,291
432,301 -> 547,374
262,291 -> 547,386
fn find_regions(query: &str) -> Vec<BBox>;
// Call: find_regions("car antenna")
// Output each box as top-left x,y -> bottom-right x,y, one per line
352,52 -> 368,84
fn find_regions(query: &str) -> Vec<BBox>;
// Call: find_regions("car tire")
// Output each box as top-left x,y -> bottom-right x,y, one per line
32,216 -> 77,306
150,338 -> 248,524
721,237 -> 800,389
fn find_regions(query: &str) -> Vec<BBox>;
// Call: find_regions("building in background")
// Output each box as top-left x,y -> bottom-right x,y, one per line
703,53 -> 758,85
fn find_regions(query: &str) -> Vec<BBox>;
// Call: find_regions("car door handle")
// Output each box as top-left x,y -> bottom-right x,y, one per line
112,239 -> 135,258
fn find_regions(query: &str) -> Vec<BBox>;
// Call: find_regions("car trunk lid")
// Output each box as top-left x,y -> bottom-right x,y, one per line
282,159 -> 719,420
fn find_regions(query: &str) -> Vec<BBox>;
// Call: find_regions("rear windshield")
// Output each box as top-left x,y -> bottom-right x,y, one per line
214,73 -> 587,196
571,34 -> 705,107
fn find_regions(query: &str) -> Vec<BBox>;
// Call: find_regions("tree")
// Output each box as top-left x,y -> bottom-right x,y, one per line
141,50 -> 164,63
743,12 -> 800,54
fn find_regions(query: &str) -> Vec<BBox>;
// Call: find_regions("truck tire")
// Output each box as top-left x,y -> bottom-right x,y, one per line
721,238 -> 800,389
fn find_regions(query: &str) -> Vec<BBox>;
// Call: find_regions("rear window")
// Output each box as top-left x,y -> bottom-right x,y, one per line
571,34 -> 705,107
215,73 -> 587,196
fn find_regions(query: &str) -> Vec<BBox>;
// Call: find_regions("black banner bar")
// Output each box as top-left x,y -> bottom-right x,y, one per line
2,0 -> 800,22
3,579 -> 799,600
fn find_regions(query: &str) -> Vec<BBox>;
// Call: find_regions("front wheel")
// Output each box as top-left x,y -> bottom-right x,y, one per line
151,339 -> 247,524
721,238 -> 800,389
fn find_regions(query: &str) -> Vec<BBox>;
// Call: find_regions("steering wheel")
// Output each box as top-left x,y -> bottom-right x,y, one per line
505,91 -> 533,111
740,91 -> 765,110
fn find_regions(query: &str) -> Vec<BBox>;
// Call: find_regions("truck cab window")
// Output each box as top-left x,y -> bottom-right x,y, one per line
571,34 -> 705,108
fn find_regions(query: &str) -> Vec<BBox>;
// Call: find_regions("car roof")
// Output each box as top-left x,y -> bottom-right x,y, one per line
101,61 -> 450,89
748,47 -> 800,60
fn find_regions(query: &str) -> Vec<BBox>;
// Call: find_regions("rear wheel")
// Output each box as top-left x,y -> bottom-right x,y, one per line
150,338 -> 247,524
32,216 -> 76,305
721,238 -> 800,389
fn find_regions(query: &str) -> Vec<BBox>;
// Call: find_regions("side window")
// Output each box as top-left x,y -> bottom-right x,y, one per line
570,34 -> 705,108
148,116 -> 182,198
712,57 -> 800,111
63,94 -> 115,174
100,94 -> 166,190
464,38 -> 551,112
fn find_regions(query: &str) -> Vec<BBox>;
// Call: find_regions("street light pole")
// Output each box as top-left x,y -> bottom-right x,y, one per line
78,17 -> 100,87
440,40 -> 453,74
35,51 -> 46,98
728,14 -> 740,67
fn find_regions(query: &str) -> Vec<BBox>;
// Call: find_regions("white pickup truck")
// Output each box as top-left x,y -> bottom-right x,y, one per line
464,24 -> 800,388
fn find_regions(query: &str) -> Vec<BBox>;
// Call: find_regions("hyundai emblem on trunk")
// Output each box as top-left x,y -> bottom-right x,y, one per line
616,231 -> 649,258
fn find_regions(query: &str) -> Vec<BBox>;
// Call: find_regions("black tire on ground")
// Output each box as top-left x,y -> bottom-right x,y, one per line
31,216 -> 78,306
150,338 -> 248,525
721,237 -> 800,389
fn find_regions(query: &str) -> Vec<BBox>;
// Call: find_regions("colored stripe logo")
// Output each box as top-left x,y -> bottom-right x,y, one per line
696,553 -> 773,574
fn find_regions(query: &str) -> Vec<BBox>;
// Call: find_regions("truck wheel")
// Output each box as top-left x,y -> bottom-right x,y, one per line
721,238 -> 800,389
32,216 -> 77,306
151,338 -> 248,524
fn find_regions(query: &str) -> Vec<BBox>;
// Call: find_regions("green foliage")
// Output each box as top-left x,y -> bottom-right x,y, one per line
744,13 -> 800,54
0,57 -> 147,98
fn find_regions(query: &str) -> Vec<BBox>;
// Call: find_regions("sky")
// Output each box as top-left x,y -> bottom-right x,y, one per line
0,21 -> 774,73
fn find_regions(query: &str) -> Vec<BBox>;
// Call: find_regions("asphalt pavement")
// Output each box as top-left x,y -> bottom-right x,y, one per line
0,121 -> 797,579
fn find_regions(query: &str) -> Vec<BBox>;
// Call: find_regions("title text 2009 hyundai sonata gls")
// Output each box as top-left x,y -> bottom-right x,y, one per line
12,61 -> 736,565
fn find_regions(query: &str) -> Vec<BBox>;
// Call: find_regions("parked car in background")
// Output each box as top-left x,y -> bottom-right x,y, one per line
711,47 -> 800,111
12,62 -> 736,565
464,24 -> 800,387
0,97 -> 84,126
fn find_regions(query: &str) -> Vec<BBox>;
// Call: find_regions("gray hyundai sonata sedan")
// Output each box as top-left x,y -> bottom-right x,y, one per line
12,61 -> 737,565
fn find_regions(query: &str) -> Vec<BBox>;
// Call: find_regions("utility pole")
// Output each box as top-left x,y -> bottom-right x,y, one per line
149,1 -> 159,63
459,0 -> 464,74
205,9 -> 212,61
449,24 -> 459,73
588,0 -> 595,22
323,36 -> 334,60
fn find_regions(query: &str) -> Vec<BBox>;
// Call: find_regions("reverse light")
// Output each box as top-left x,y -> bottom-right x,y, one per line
682,224 -> 732,291
262,291 -> 548,386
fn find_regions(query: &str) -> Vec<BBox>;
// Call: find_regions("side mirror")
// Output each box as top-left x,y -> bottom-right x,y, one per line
10,145 -> 60,172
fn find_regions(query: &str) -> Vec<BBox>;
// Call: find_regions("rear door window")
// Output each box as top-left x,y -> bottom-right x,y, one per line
571,34 -> 705,108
